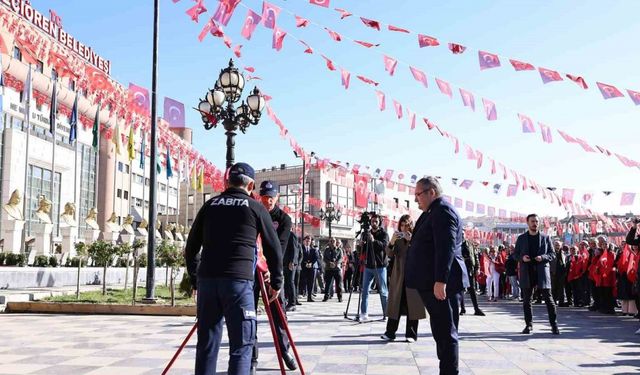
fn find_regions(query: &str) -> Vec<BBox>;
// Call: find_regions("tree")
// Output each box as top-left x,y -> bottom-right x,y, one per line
117,242 -> 132,291
131,238 -> 146,305
87,240 -> 120,295
74,242 -> 88,300
157,240 -> 183,306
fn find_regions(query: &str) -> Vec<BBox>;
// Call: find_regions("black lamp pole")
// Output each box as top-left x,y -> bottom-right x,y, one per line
144,0 -> 159,302
320,201 -> 341,241
198,59 -> 266,169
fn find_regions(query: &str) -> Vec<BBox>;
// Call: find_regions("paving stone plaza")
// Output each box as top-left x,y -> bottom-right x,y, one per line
1,298 -> 639,374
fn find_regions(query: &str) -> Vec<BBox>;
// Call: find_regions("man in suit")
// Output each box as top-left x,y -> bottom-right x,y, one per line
514,213 -> 559,335
284,232 -> 301,311
460,234 -> 485,316
300,235 -> 320,302
405,177 -> 469,375
323,237 -> 344,302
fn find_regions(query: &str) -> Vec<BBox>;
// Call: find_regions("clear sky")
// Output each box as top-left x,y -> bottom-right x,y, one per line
31,0 -> 640,217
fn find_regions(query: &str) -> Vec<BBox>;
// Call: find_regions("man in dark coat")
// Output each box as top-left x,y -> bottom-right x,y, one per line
284,232 -> 301,311
514,213 -> 559,335
323,237 -> 344,302
460,235 -> 485,316
300,235 -> 320,302
405,177 -> 469,375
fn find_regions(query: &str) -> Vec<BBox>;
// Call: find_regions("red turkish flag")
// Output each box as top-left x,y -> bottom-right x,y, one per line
384,169 -> 394,180
186,0 -> 207,22
566,74 -> 588,89
357,75 -> 379,86
262,1 -> 280,29
223,35 -> 232,48
490,159 -> 496,174
418,34 -> 439,47
407,109 -> 416,130
47,49 -> 77,80
212,0 -> 240,26
538,122 -> 553,143
360,17 -> 381,30
518,113 -> 535,133
448,43 -> 466,54
393,100 -> 403,119
627,89 -> 640,105
409,66 -> 428,88
507,185 -> 518,197
85,65 -> 113,92
478,51 -> 501,70
383,55 -> 398,75
375,90 -> 385,111
596,82 -> 624,99
340,68 -> 350,89
538,67 -> 563,84
562,189 -> 575,204
454,198 -> 463,208
509,59 -> 534,71
244,66 -> 256,73
299,40 -> 313,54
233,44 -> 242,58
435,78 -> 452,98
272,27 -> 286,51
423,118 -> 435,130
295,15 -> 309,27
128,83 -> 150,115
557,129 -> 577,143
575,138 -> 595,152
482,98 -> 497,120
388,24 -> 410,33
459,88 -> 475,111
241,9 -> 261,40
321,55 -> 336,71
464,144 -> 476,160
325,28 -> 342,41
621,192 -> 636,206
309,0 -> 330,8
335,8 -> 352,19
354,174 -> 369,208
354,40 -> 379,48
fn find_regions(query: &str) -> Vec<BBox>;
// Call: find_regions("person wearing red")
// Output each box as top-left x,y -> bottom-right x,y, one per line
596,236 -> 616,315
625,221 -> 640,324
588,243 -> 603,312
616,243 -> 638,316
567,246 -> 583,306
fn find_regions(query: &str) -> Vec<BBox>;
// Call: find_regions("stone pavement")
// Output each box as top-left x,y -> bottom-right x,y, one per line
1,295 -> 639,374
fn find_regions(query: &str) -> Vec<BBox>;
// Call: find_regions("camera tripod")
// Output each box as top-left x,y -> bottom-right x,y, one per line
343,226 -> 387,323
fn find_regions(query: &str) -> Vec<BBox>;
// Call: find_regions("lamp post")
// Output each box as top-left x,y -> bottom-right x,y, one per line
319,201 -> 342,240
198,59 -> 265,168
294,150 -> 314,242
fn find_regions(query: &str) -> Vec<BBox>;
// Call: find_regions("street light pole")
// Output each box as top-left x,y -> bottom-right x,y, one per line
319,201 -> 341,242
144,0 -> 159,302
198,59 -> 265,169
294,150 -> 315,241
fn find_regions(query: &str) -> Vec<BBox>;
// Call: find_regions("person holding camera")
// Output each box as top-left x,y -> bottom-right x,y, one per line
514,213 -> 559,335
359,213 -> 390,321
323,237 -> 344,302
184,163 -> 283,375
381,215 -> 426,342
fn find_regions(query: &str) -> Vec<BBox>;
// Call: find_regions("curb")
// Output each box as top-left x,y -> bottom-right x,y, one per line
5,301 -> 196,316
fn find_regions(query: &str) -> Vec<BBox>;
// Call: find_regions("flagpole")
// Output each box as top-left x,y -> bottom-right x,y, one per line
50,78 -> 58,252
71,92 -> 79,231
20,64 -> 32,253
112,122 -> 118,216
174,151 -> 180,229
184,160 -> 189,230
93,103 -> 101,229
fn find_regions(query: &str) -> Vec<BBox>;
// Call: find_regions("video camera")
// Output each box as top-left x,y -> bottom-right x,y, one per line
355,211 -> 376,238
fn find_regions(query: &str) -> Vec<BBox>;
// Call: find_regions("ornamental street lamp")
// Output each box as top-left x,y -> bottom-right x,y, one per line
198,59 -> 266,168
319,200 -> 342,240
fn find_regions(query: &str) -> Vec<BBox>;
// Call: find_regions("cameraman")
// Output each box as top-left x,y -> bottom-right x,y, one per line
184,163 -> 282,375
323,237 -> 343,302
358,213 -> 389,321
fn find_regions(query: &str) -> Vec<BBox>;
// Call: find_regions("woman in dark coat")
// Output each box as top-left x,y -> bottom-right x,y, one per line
380,215 -> 426,342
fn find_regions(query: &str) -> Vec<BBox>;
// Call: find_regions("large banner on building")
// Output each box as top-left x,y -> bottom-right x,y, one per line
354,174 -> 369,208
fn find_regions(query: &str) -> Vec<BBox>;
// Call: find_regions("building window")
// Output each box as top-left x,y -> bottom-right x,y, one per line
13,46 -> 22,60
159,183 -> 166,192
144,200 -> 149,209
123,190 -> 129,200
204,193 -> 211,201
68,80 -> 75,91
116,189 -> 122,198
159,204 -> 166,214
118,162 -> 124,172
188,194 -> 194,205
26,165 -> 61,236
35,60 -> 44,73
51,69 -> 58,81
328,183 -> 354,227
134,198 -> 142,207
276,182 -> 310,216
124,164 -> 130,174
145,178 -> 149,186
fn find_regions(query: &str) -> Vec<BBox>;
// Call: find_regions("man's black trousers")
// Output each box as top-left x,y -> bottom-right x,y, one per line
522,287 -> 557,327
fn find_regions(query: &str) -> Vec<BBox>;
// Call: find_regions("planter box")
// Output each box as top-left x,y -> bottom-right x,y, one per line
5,301 -> 196,316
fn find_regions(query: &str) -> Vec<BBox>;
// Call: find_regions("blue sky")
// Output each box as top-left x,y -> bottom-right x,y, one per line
32,0 -> 640,217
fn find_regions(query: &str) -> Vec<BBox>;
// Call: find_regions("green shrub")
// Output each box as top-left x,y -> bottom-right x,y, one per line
68,256 -> 87,267
48,255 -> 59,267
116,257 -> 131,267
0,252 -> 5,266
179,272 -> 194,297
34,255 -> 50,267
5,253 -> 26,266
137,252 -> 148,268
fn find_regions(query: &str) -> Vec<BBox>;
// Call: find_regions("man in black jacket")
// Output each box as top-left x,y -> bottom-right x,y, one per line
184,163 -> 283,375
323,237 -> 344,302
405,177 -> 468,375
251,180 -> 297,372
460,235 -> 485,316
359,213 -> 389,321
284,232 -> 301,311
300,235 -> 320,302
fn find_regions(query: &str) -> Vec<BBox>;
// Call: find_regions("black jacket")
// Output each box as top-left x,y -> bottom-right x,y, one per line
505,254 -> 518,276
461,240 -> 477,273
405,197 -> 469,293
323,246 -> 343,271
361,228 -> 389,269
184,188 -> 283,290
301,245 -> 320,270
284,232 -> 301,268
269,206 -> 292,254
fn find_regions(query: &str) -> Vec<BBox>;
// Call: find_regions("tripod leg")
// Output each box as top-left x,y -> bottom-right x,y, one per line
257,272 -> 286,375
162,322 -> 198,375
273,295 -> 306,375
